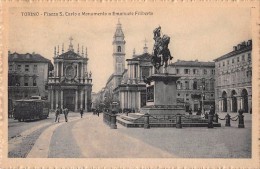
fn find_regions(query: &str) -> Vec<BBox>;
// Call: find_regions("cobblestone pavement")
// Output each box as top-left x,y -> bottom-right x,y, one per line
9,112 -> 252,158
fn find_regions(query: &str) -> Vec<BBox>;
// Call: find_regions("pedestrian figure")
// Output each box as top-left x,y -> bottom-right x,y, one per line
80,108 -> 84,118
189,108 -> 192,115
97,110 -> 99,117
196,108 -> 202,115
64,107 -> 69,122
55,106 -> 61,123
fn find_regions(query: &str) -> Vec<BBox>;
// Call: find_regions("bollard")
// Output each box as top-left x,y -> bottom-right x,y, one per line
110,114 -> 117,129
213,114 -> 219,123
225,114 -> 231,127
176,114 -> 182,128
144,113 -> 150,129
238,109 -> 245,128
208,114 -> 214,128
108,113 -> 112,125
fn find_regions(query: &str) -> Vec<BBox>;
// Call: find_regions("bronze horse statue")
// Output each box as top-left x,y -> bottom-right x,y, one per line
151,26 -> 173,73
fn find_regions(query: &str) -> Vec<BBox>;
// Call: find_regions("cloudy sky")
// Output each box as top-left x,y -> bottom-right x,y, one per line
8,6 -> 252,92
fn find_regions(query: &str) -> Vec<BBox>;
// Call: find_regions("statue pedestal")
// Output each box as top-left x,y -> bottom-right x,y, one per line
141,73 -> 185,115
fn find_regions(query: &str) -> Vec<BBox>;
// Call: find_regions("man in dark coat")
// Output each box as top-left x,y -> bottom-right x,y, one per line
80,108 -> 84,118
64,107 -> 69,122
55,106 -> 61,122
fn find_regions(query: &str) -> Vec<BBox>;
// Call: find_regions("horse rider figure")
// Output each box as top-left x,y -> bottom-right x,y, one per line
152,26 -> 173,73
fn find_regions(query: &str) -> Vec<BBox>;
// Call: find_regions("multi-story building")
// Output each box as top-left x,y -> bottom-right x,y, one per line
168,60 -> 215,112
214,40 -> 252,113
8,52 -> 53,101
47,38 -> 92,111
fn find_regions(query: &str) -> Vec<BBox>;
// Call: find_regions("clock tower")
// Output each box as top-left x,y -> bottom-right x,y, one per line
113,19 -> 126,75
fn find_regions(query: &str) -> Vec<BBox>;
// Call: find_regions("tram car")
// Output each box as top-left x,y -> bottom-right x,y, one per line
13,98 -> 49,122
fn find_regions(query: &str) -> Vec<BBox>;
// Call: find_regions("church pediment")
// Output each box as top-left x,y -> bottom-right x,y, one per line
58,51 -> 83,60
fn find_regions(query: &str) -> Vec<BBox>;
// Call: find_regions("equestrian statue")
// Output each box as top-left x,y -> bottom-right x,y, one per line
151,26 -> 173,73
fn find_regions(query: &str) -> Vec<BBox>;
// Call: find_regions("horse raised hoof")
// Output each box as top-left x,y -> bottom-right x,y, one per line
170,56 -> 173,60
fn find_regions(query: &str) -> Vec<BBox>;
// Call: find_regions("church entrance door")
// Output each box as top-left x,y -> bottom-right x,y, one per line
64,89 -> 75,111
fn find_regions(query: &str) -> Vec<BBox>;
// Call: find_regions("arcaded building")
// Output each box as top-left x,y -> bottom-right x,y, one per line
47,38 -> 92,111
214,40 -> 252,113
168,60 -> 215,112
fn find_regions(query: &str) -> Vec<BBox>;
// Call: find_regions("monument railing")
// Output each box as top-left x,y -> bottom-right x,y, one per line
103,111 -> 117,129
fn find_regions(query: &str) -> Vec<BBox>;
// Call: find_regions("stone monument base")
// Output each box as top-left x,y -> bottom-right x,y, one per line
140,73 -> 185,115
140,105 -> 185,115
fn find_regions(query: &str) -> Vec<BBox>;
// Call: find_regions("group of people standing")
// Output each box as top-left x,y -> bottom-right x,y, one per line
55,107 -> 84,123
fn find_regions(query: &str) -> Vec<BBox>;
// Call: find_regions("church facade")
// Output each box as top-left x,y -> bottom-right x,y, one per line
47,38 -> 92,111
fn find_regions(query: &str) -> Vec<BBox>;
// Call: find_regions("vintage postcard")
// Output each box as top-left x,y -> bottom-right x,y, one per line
0,1 -> 259,168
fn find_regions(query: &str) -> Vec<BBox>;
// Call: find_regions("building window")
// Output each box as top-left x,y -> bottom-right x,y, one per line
177,81 -> 181,90
177,93 -> 180,96
242,55 -> 245,61
33,78 -> 37,86
186,94 -> 189,97
211,69 -> 215,75
237,56 -> 240,62
117,46 -> 121,52
223,61 -> 225,66
17,65 -> 21,71
248,53 -> 251,62
24,76 -> 29,86
185,81 -> 189,89
33,65 -> 38,72
193,69 -> 198,74
203,69 -> 207,75
193,81 -> 197,90
232,58 -> 234,64
227,60 -> 229,65
219,63 -> 221,67
25,65 -> 29,72
184,69 -> 189,74
176,69 -> 179,74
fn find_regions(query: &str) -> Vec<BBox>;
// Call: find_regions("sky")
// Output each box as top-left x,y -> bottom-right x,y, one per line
8,6 -> 252,92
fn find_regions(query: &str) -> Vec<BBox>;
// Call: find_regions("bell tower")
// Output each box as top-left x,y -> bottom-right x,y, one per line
113,19 -> 126,75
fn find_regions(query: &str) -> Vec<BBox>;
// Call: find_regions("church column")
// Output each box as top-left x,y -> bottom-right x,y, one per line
130,65 -> 133,79
77,63 -> 80,78
61,89 -> 63,109
61,62 -> 63,77
75,89 -> 78,111
137,91 -> 140,110
80,89 -> 83,109
55,90 -> 59,108
81,62 -> 84,79
55,63 -> 58,77
137,65 -> 140,82
120,91 -> 124,109
51,89 -> 54,110
85,89 -> 88,111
